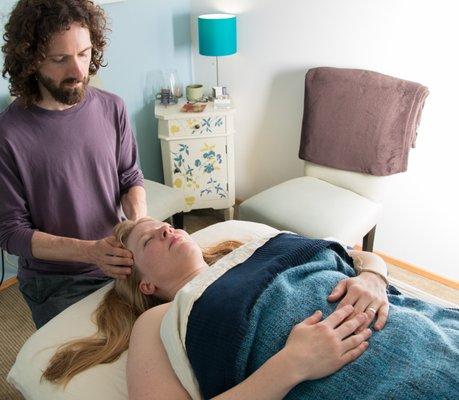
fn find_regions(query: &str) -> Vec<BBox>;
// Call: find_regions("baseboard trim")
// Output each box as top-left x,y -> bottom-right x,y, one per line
354,245 -> 459,290
0,276 -> 18,292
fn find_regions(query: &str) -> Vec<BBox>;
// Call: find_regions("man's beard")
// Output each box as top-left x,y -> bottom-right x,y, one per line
36,72 -> 90,106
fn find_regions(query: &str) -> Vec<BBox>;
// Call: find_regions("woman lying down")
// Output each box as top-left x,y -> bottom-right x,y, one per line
42,217 -> 459,399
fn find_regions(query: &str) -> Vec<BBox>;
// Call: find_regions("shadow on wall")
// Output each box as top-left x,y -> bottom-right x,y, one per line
134,99 -> 163,183
133,69 -> 167,184
247,67 -> 314,194
173,13 -> 191,49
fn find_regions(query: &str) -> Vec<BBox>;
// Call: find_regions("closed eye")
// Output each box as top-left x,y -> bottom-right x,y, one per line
144,236 -> 153,248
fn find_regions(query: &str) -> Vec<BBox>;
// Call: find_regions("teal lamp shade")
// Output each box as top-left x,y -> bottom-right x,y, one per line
198,14 -> 237,56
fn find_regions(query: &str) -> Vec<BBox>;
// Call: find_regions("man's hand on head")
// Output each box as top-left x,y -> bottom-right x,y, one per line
88,235 -> 134,279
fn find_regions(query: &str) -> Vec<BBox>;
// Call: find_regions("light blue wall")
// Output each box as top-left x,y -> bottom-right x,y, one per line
0,0 -> 192,182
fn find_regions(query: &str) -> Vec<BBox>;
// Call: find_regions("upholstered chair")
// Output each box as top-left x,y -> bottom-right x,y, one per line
239,161 -> 390,251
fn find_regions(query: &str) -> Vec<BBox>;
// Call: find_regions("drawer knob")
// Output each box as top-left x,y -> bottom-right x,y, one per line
194,124 -> 201,129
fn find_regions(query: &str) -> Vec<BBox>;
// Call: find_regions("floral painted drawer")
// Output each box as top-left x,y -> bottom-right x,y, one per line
156,101 -> 235,214
169,138 -> 228,209
167,115 -> 226,137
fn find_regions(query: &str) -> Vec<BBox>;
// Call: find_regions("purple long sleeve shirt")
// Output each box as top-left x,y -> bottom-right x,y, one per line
0,87 -> 144,278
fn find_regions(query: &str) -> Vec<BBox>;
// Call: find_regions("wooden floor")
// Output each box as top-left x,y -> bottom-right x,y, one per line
387,263 -> 458,304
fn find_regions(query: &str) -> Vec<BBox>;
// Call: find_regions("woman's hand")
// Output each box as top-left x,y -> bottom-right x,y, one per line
280,305 -> 371,383
328,273 -> 389,331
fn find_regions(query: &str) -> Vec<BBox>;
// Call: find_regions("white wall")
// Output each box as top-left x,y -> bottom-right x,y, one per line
190,0 -> 459,281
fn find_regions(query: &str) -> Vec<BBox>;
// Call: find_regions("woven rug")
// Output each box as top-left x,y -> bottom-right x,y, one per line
0,283 -> 35,400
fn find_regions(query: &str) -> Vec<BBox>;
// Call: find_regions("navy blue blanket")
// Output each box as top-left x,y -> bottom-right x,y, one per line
186,233 -> 459,399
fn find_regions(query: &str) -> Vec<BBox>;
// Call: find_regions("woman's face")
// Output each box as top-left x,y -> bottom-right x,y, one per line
126,219 -> 205,298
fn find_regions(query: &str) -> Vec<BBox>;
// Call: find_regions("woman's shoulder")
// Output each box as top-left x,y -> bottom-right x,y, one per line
134,302 -> 171,330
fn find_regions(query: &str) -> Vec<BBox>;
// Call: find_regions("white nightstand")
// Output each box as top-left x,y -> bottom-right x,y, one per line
155,101 -> 236,220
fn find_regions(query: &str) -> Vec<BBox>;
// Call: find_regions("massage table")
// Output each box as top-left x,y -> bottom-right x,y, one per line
7,220 -> 456,400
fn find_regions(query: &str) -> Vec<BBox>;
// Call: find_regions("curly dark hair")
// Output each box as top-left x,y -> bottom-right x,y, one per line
2,0 -> 108,107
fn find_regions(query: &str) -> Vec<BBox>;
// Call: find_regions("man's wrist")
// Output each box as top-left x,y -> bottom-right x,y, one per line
77,239 -> 95,264
121,185 -> 147,221
127,212 -> 146,222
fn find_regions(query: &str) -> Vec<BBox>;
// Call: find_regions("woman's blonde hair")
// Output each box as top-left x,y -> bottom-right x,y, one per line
42,217 -> 243,386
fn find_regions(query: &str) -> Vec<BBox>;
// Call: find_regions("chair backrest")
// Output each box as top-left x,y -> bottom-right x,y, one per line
303,161 -> 391,202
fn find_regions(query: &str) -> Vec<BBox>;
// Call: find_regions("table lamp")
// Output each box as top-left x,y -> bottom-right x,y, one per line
198,14 -> 237,87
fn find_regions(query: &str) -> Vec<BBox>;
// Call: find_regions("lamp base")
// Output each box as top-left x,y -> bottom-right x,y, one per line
213,96 -> 232,109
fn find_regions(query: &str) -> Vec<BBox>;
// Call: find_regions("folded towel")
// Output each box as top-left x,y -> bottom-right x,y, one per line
298,67 -> 429,176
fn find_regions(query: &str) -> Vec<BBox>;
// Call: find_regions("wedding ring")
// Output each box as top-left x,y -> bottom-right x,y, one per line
367,307 -> 377,314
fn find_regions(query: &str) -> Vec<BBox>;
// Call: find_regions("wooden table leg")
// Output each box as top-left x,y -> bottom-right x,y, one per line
223,207 -> 234,221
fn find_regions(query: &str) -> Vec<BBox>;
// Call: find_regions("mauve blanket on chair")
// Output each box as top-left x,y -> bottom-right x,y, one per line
298,67 -> 429,176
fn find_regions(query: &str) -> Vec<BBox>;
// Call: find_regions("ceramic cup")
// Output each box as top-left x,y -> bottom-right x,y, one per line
186,84 -> 204,102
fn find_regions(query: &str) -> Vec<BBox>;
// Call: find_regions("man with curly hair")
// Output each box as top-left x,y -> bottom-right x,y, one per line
0,0 -> 147,328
